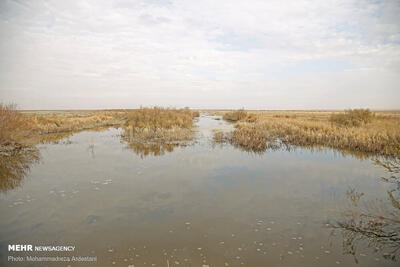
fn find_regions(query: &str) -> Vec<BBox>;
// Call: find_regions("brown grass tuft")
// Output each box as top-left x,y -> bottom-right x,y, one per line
330,109 -> 374,127
223,109 -> 247,122
0,104 -> 38,148
213,131 -> 226,143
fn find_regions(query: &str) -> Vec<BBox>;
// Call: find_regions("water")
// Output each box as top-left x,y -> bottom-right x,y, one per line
0,114 -> 398,266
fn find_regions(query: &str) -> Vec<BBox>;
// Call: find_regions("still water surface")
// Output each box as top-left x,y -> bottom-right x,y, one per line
0,114 -> 398,266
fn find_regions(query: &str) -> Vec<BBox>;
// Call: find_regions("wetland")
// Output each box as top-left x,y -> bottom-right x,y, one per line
0,113 -> 399,266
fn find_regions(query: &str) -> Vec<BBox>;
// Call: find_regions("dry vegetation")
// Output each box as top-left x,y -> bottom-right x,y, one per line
2,103 -> 400,158
216,109 -> 400,157
122,107 -> 197,144
0,104 -> 38,150
222,109 -> 247,121
27,110 -> 126,134
1,104 -> 200,152
330,109 -> 374,126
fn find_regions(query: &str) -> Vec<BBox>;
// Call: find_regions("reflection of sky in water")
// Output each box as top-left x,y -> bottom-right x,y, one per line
0,115 -> 396,266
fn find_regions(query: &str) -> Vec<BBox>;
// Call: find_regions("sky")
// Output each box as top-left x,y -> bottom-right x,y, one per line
0,0 -> 399,110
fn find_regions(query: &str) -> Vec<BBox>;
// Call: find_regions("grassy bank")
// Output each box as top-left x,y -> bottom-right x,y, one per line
216,109 -> 400,157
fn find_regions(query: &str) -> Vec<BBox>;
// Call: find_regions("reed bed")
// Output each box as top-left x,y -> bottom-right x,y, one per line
29,111 -> 126,134
122,107 -> 197,144
218,109 -> 400,157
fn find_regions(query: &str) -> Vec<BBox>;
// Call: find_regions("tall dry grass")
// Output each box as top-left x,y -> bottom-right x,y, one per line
330,109 -> 374,126
223,109 -> 247,122
222,110 -> 400,157
29,111 -> 126,134
122,107 -> 196,144
0,104 -> 38,149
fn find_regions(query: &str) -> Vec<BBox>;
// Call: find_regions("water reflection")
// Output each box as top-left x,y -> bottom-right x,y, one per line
39,132 -> 74,144
124,141 -> 178,158
0,148 -> 40,193
330,158 -> 400,262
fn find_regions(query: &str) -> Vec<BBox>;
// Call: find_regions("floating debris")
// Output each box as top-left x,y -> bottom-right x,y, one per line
336,261 -> 340,265
266,228 -> 272,231
219,241 -> 225,245
288,251 -> 293,255
324,250 -> 330,254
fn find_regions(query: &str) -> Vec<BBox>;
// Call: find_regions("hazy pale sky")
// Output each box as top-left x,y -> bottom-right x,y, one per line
0,0 -> 399,110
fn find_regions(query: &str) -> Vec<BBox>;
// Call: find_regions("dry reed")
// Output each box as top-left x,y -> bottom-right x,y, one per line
0,104 -> 38,150
30,111 -> 126,134
223,109 -> 247,122
122,107 -> 196,144
221,110 -> 400,157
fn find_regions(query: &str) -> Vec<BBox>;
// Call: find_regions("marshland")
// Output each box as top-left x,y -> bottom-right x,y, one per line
1,105 -> 400,266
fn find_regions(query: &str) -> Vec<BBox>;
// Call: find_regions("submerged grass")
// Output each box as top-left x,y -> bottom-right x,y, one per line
218,109 -> 400,157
